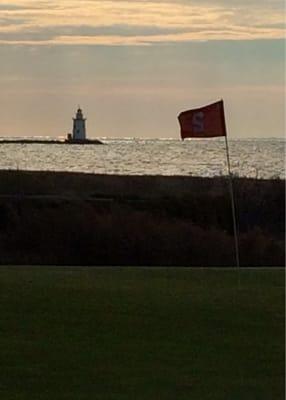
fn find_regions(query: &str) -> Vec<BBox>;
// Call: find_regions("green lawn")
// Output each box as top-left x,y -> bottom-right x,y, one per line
0,267 -> 284,400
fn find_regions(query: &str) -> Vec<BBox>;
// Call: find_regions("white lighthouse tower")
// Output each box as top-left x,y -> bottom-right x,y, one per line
72,107 -> 86,140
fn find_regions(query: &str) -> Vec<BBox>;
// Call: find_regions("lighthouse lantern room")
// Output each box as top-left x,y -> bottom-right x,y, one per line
72,107 -> 86,140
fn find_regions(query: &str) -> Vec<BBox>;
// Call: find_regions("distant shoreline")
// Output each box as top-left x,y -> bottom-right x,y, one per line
0,138 -> 103,145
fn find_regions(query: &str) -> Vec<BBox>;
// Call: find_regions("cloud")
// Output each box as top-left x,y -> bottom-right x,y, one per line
0,17 -> 28,26
0,3 -> 27,10
0,24 -> 190,42
0,0 -> 284,45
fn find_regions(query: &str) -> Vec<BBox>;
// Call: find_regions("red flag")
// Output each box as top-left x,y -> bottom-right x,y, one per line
178,100 -> 226,140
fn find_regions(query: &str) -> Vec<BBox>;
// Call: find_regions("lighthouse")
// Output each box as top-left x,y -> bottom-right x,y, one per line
66,107 -> 102,144
72,107 -> 86,140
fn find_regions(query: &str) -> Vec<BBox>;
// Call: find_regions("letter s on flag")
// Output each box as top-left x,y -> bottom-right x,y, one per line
178,100 -> 226,139
192,111 -> 204,133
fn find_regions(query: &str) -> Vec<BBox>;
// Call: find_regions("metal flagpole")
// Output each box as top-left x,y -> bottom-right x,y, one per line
224,134 -> 240,269
179,99 -> 240,270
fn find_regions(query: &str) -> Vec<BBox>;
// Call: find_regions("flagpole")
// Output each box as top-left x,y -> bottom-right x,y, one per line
179,99 -> 240,270
224,134 -> 240,269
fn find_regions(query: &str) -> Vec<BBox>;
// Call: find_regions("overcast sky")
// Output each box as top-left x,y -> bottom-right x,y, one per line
0,0 -> 285,138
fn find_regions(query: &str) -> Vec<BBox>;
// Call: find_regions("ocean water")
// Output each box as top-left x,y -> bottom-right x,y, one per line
0,137 -> 284,179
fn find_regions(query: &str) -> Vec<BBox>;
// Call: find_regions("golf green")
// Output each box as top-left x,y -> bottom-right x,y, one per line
0,267 -> 284,399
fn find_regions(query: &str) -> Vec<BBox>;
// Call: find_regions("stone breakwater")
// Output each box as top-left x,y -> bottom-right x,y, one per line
0,138 -> 103,145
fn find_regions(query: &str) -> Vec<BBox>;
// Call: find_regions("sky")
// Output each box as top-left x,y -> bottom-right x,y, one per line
0,0 -> 285,138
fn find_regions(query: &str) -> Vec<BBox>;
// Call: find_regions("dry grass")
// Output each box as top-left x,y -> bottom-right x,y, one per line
0,170 -> 284,266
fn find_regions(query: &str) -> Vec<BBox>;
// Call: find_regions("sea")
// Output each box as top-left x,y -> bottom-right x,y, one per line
0,137 -> 284,179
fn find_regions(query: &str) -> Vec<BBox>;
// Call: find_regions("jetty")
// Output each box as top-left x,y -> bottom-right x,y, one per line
0,138 -> 103,145
0,107 -> 103,145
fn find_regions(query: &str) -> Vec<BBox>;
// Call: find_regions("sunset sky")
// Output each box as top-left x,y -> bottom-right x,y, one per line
0,0 -> 285,138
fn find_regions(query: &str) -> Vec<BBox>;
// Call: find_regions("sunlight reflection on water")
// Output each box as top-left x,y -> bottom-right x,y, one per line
0,138 -> 284,178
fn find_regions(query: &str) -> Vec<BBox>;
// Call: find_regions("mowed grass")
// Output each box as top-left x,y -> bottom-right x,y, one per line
0,267 -> 284,400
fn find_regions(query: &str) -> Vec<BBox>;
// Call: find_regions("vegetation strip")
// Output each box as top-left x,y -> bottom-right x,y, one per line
0,170 -> 284,266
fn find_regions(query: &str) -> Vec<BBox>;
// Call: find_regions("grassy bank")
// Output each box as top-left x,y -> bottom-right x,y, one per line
0,170 -> 284,266
0,267 -> 284,400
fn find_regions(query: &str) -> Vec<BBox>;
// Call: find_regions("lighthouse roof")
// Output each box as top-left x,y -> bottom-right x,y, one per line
75,107 -> 85,120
